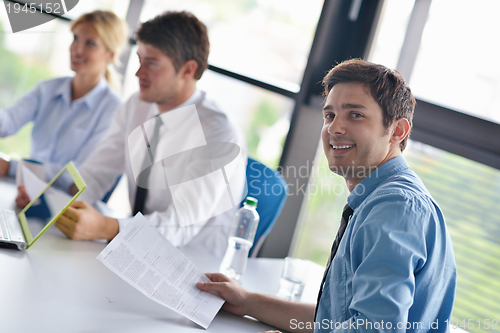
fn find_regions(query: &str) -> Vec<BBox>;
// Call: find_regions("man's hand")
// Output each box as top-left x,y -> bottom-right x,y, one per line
16,185 -> 30,208
69,183 -> 78,195
197,273 -> 253,317
0,157 -> 10,176
55,201 -> 119,241
198,273 -> 315,333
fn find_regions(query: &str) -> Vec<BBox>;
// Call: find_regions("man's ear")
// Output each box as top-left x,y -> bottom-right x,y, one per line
180,60 -> 198,79
390,118 -> 410,146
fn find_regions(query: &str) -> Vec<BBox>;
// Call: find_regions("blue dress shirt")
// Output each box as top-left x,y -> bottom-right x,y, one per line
315,156 -> 456,333
0,77 -> 122,189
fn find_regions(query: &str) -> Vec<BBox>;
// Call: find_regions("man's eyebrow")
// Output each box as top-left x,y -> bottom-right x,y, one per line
322,103 -> 366,112
342,103 -> 365,109
137,55 -> 158,61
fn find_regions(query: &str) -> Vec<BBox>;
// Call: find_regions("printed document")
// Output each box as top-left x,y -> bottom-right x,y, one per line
97,214 -> 224,329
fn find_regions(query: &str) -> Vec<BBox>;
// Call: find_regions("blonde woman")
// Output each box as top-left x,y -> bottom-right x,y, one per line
0,10 -> 127,191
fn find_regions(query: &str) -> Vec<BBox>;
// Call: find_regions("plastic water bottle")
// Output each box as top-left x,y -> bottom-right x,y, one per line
220,197 -> 260,281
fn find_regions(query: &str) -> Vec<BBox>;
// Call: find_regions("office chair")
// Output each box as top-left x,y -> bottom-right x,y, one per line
244,157 -> 288,257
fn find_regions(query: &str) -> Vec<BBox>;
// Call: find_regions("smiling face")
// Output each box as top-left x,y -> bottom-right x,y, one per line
70,22 -> 112,78
322,82 -> 404,190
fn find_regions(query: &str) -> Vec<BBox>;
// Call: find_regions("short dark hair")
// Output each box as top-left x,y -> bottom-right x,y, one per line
322,59 -> 416,151
136,11 -> 209,80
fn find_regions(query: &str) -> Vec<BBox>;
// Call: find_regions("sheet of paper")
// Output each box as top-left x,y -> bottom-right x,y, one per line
21,164 -> 47,201
16,160 -> 46,186
97,214 -> 225,329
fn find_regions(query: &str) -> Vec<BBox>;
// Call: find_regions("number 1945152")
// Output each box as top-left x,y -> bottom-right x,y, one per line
5,2 -> 64,15
446,319 -> 498,330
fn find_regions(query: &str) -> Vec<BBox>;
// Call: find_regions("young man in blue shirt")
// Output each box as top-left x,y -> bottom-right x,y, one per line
197,59 -> 457,332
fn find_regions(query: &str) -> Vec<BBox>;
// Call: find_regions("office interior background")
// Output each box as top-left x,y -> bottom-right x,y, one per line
0,0 -> 499,331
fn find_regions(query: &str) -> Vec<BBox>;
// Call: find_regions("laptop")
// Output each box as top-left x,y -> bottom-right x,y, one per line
0,161 -> 86,250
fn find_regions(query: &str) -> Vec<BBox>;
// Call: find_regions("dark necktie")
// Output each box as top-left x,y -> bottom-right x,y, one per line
314,203 -> 354,321
133,116 -> 162,216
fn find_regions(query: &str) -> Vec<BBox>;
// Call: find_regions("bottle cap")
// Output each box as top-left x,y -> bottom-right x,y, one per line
245,197 -> 258,207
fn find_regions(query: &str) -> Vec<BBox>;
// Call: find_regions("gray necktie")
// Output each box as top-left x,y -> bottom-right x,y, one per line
133,115 -> 162,215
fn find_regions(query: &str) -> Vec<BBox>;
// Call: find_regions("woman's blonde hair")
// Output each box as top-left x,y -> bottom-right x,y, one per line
71,10 -> 128,91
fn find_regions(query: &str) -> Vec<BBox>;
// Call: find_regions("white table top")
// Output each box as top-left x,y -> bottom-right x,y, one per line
0,177 -> 323,333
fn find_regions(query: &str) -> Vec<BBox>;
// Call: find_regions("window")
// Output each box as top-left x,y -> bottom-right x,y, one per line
368,0 -> 415,70
0,13 -> 72,157
410,0 -> 500,124
199,70 -> 294,168
0,11 -> 72,102
291,143 -> 347,265
138,0 -> 323,87
61,0 -> 130,20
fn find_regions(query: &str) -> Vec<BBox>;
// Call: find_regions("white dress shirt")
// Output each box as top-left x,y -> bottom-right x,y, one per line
79,90 -> 247,256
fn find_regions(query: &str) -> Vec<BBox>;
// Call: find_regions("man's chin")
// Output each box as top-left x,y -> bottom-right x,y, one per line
329,162 -> 378,179
328,160 -> 357,178
138,91 -> 153,102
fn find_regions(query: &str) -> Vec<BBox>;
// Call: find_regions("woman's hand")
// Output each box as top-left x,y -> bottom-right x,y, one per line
16,185 -> 30,208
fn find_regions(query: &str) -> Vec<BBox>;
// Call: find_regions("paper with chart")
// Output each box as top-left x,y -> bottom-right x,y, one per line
96,214 -> 225,329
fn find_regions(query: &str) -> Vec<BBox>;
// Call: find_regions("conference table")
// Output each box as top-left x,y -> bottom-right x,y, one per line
0,177 -> 324,333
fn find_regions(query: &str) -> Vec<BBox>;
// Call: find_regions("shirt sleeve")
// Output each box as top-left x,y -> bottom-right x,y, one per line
78,102 -> 128,203
331,193 -> 429,332
0,83 -> 41,138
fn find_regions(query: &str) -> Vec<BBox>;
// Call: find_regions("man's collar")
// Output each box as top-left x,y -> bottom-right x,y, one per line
178,89 -> 202,109
154,89 -> 203,130
347,156 -> 409,210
